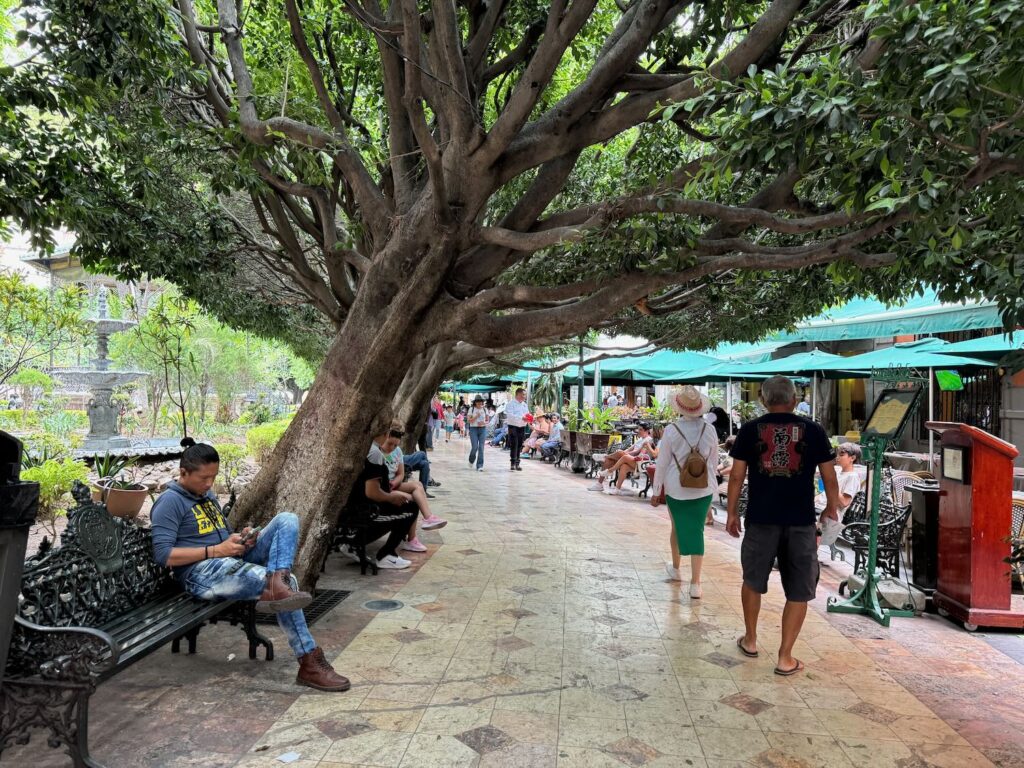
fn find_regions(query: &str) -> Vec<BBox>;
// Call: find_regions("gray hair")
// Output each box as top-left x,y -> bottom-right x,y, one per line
760,375 -> 797,407
838,442 -> 862,462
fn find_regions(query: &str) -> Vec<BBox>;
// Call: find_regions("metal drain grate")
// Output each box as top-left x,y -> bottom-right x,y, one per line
363,599 -> 404,612
254,588 -> 351,627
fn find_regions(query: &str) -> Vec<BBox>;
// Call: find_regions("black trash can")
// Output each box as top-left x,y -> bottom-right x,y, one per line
909,481 -> 941,594
0,431 -> 39,687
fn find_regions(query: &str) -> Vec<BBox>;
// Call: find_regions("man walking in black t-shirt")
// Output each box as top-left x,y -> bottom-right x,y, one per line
727,376 -> 839,676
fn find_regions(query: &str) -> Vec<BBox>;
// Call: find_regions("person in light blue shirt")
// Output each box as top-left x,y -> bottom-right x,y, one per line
540,414 -> 564,460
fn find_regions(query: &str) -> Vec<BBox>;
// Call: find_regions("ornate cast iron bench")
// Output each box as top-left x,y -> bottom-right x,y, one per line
0,483 -> 272,768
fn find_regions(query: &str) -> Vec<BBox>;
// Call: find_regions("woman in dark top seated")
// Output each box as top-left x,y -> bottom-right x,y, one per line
339,427 -> 419,570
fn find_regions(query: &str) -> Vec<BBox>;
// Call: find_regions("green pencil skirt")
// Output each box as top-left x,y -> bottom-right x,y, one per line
667,494 -> 713,556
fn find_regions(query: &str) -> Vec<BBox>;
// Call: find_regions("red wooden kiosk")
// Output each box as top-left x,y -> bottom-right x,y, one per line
925,422 -> 1024,630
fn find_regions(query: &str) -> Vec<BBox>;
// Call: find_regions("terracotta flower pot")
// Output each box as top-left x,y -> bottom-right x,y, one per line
98,482 -> 149,519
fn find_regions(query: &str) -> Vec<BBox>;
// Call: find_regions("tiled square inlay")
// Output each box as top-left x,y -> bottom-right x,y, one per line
455,725 -> 515,755
602,736 -> 662,767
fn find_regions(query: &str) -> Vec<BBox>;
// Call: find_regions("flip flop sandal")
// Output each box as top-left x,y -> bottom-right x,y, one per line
774,660 -> 805,676
736,638 -> 759,658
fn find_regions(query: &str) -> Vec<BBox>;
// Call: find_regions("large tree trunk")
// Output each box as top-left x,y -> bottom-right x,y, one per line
230,216 -> 455,589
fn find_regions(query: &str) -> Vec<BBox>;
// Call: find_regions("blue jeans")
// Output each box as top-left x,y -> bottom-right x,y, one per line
540,439 -> 560,458
491,426 -> 508,447
403,450 -> 431,485
468,426 -> 487,468
182,512 -> 316,658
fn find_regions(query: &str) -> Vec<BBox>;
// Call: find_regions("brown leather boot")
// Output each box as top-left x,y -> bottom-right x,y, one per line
296,647 -> 351,692
257,570 -> 312,613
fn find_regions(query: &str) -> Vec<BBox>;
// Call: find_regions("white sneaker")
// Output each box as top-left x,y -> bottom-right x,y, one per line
606,488 -> 620,495
665,564 -> 682,582
588,482 -> 605,491
689,583 -> 703,599
477,466 -> 484,472
376,554 -> 411,569
597,470 -> 608,479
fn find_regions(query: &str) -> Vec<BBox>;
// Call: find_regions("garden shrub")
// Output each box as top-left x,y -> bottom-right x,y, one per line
0,409 -> 40,431
22,457 -> 90,535
216,443 -> 247,491
245,415 -> 294,463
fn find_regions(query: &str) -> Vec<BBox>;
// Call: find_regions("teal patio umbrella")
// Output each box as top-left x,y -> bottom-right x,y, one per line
727,349 -> 869,420
937,331 -> 1024,362
812,340 -> 995,470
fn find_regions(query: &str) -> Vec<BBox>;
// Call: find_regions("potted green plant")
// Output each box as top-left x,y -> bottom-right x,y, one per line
581,406 -> 618,452
96,466 -> 150,519
91,452 -> 136,501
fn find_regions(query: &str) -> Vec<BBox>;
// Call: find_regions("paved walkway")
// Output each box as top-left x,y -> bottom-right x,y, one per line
7,439 -> 1024,767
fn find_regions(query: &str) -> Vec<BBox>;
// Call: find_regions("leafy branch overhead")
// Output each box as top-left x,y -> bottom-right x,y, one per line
5,0 -> 1022,362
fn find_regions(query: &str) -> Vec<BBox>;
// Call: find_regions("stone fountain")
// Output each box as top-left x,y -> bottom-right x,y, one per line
51,287 -> 180,457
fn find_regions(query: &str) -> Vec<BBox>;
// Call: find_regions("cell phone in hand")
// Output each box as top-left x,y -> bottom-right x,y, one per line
239,525 -> 262,543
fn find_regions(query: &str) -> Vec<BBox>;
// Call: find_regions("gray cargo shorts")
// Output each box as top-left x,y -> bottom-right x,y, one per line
741,523 -> 820,602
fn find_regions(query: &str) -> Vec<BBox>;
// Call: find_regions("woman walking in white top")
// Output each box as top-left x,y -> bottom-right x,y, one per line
651,386 -> 720,599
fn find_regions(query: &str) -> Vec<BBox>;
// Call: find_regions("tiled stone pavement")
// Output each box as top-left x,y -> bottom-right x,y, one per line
6,439 -> 1024,768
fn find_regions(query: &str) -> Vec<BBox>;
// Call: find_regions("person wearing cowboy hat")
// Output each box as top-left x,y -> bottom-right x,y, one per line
726,375 -> 838,677
467,395 -> 490,471
650,385 -> 720,599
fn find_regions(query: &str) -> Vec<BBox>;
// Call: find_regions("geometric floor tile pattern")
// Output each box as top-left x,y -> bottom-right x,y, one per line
6,439 -> 1023,767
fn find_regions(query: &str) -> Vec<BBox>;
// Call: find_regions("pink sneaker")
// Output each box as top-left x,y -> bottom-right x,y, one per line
421,515 -> 448,530
401,537 -> 427,553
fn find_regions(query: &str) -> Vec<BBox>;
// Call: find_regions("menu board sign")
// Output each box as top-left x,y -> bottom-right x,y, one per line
863,388 -> 921,440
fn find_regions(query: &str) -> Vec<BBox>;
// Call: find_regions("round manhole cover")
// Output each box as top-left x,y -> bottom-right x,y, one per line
363,599 -> 404,612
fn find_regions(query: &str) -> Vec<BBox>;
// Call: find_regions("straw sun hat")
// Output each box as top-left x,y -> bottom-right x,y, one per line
672,385 -> 712,420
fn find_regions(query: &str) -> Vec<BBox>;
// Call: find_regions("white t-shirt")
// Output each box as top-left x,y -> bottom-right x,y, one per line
607,395 -> 619,407
653,418 -> 719,499
504,399 -> 530,427
815,466 -> 862,512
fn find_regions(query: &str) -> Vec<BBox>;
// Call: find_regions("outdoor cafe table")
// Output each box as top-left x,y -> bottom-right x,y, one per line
884,451 -> 939,472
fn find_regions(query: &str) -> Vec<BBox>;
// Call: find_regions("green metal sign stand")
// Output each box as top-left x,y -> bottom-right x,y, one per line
827,375 -> 922,627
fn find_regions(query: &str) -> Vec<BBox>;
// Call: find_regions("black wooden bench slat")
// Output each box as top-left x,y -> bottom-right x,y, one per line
99,591 -> 207,636
102,598 -> 227,653
108,604 -> 231,674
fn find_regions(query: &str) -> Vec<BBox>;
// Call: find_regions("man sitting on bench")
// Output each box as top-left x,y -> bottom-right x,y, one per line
151,438 -> 351,692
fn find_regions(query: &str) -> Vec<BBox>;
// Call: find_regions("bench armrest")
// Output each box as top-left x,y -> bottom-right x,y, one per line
7,614 -> 119,683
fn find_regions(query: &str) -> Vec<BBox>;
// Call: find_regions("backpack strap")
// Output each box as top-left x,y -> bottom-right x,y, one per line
669,422 -> 711,468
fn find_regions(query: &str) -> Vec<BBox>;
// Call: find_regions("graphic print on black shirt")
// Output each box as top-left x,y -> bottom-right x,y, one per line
730,413 -> 835,527
756,422 -> 809,478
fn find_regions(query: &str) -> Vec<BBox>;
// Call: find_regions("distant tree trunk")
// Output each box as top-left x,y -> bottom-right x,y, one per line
148,380 -> 165,437
395,345 -> 453,454
282,377 -> 304,406
198,379 -> 210,422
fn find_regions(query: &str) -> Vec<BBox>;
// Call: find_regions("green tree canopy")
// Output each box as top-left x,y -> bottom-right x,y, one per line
5,0 -> 1024,584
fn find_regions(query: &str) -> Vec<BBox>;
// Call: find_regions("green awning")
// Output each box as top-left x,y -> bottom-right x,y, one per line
654,361 -> 769,383
938,331 -> 1024,361
728,349 -> 868,379
810,340 -> 995,374
702,340 -> 790,363
443,381 -> 507,393
772,291 -> 1001,342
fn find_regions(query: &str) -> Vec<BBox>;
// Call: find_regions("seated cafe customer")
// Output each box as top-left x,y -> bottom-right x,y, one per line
816,441 -> 863,547
151,439 -> 351,692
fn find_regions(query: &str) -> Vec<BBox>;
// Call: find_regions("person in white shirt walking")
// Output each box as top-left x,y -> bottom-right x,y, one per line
503,388 -> 530,471
651,386 -> 720,599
